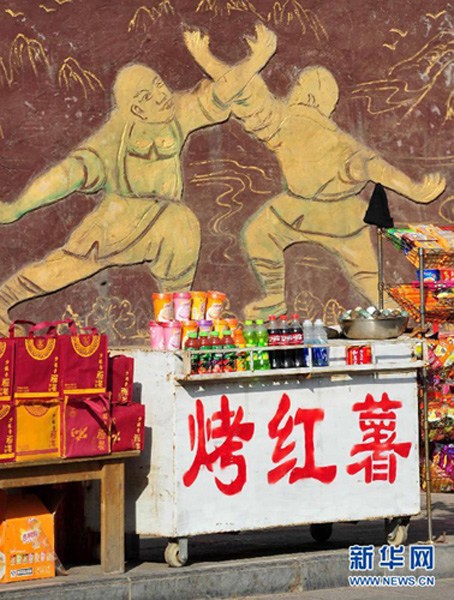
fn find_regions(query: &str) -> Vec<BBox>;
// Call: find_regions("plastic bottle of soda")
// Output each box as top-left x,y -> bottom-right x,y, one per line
184,331 -> 200,374
198,331 -> 212,374
255,319 -> 270,370
302,319 -> 313,367
289,313 -> 305,368
312,319 -> 329,367
222,329 -> 236,372
210,331 -> 224,373
267,315 -> 281,369
243,320 -> 258,370
279,315 -> 293,368
233,327 -> 248,371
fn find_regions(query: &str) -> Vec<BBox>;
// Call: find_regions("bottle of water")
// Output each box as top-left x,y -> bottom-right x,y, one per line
312,318 -> 329,367
302,319 -> 313,367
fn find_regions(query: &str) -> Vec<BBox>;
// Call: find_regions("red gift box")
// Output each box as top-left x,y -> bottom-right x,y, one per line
12,322 -> 60,399
111,402 -> 145,453
60,330 -> 108,395
61,394 -> 111,458
0,338 -> 14,402
108,354 -> 134,405
0,403 -> 15,463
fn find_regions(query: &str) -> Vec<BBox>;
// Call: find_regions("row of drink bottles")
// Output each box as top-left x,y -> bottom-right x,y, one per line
184,314 -> 329,375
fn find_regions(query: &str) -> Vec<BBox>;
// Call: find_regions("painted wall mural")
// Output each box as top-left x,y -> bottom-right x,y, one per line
0,0 -> 452,344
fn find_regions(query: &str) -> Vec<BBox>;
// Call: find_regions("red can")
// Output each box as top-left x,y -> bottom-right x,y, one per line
359,344 -> 372,364
346,346 -> 361,365
346,345 -> 372,365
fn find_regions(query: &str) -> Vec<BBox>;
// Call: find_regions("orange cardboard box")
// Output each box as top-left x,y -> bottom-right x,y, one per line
0,492 -> 55,583
15,399 -> 60,462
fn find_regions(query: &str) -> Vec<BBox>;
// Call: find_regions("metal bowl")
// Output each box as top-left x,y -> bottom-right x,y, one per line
339,316 -> 409,340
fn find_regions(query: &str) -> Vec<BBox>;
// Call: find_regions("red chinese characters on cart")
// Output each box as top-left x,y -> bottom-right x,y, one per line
347,392 -> 412,484
183,394 -> 255,495
183,391 -> 412,495
267,393 -> 337,484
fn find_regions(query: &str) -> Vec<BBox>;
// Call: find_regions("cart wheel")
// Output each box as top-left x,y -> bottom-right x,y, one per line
310,523 -> 333,542
385,517 -> 410,546
164,541 -> 188,568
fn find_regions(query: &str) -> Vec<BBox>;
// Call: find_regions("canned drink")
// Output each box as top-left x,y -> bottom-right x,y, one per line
346,345 -> 361,365
359,344 -> 372,364
346,345 -> 372,365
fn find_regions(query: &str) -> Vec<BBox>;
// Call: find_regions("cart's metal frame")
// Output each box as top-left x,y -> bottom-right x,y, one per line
377,228 -> 433,542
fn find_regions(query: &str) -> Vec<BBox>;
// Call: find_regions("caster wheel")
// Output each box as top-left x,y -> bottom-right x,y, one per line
164,542 -> 187,567
385,518 -> 409,545
310,522 -> 333,542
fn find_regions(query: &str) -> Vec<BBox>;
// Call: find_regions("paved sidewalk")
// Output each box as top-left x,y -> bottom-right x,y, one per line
241,578 -> 454,600
0,493 -> 452,600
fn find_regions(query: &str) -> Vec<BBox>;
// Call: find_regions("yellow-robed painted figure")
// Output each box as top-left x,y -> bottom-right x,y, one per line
0,25 -> 277,332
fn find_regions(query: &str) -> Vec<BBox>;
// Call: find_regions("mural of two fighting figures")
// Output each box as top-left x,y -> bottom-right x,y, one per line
0,2 -> 450,341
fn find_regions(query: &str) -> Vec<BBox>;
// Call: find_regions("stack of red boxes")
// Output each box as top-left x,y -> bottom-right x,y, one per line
60,329 -> 110,458
0,321 -> 144,464
109,355 -> 145,453
10,322 -> 61,462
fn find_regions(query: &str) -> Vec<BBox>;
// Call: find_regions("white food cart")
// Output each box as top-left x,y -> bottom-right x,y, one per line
120,339 -> 423,566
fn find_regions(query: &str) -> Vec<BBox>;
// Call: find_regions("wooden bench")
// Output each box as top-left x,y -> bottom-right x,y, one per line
0,452 -> 139,574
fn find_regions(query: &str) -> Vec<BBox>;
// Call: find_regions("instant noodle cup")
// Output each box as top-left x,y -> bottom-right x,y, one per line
181,320 -> 198,347
213,319 -> 228,338
206,291 -> 226,320
173,292 -> 192,321
149,321 -> 165,350
152,292 -> 173,322
162,321 -> 182,350
190,291 -> 207,320
198,319 -> 213,334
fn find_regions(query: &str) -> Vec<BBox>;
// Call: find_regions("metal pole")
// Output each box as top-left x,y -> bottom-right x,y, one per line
419,247 -> 433,542
377,228 -> 384,310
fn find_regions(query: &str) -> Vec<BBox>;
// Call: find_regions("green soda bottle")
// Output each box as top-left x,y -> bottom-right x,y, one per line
256,319 -> 270,370
243,320 -> 257,370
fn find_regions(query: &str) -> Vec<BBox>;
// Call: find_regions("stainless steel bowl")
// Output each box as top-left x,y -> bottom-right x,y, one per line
339,316 -> 409,340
